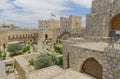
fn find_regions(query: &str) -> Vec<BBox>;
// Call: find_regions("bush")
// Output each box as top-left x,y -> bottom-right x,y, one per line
0,50 -> 2,58
34,52 -> 59,69
58,40 -> 63,44
5,63 -> 13,66
54,45 -> 62,54
22,43 -> 33,53
1,54 -> 6,60
7,43 -> 23,57
29,59 -> 34,66
58,56 -> 63,66
22,46 -> 30,53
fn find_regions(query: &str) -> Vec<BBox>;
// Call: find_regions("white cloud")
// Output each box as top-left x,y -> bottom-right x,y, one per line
0,0 -> 92,27
0,0 -> 13,10
71,0 -> 93,8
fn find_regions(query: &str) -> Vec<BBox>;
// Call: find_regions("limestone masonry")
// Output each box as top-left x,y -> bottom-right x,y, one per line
1,0 -> 120,79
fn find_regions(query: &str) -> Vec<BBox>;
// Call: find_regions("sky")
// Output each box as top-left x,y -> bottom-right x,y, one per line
0,0 -> 93,28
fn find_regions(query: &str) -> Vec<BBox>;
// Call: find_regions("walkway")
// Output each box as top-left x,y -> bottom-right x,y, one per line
1,66 -> 96,79
26,65 -> 96,79
73,42 -> 108,52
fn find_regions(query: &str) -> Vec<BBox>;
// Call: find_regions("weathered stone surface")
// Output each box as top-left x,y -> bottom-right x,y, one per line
63,38 -> 120,79
86,0 -> 120,37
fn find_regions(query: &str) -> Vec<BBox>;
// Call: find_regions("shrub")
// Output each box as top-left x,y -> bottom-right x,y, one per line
29,59 -> 34,66
22,46 -> 30,53
5,63 -> 13,66
1,54 -> 6,60
7,43 -> 23,57
7,43 -> 22,53
22,43 -> 33,53
0,50 -> 2,58
58,40 -> 63,44
58,56 -> 63,66
54,45 -> 62,54
34,52 -> 59,69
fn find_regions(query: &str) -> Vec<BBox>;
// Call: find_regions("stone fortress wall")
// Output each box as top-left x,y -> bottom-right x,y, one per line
63,40 -> 104,79
0,28 -> 39,47
0,15 -> 83,52
86,0 -> 120,37
38,15 -> 83,40
63,0 -> 120,79
58,15 -> 83,39
63,38 -> 120,79
1,0 -> 120,79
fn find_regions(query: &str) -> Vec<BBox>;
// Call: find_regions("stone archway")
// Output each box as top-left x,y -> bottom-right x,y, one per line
81,58 -> 102,79
109,13 -> 120,37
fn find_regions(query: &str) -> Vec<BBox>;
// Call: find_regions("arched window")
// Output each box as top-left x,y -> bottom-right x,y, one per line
16,35 -> 18,38
3,43 -> 6,48
20,35 -> 21,38
67,53 -> 70,68
12,35 -> 15,39
8,36 -> 11,39
45,34 -> 48,39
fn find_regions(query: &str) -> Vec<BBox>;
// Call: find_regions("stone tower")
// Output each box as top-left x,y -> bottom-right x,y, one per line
86,0 -> 120,37
38,19 -> 59,30
60,17 -> 71,34
60,15 -> 82,34
69,15 -> 82,29
59,15 -> 82,39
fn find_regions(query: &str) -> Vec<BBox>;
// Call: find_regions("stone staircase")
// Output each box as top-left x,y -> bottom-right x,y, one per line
26,65 -> 96,79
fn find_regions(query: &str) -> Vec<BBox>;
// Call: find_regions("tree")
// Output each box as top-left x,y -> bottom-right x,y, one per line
7,43 -> 22,57
34,52 -> 59,69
